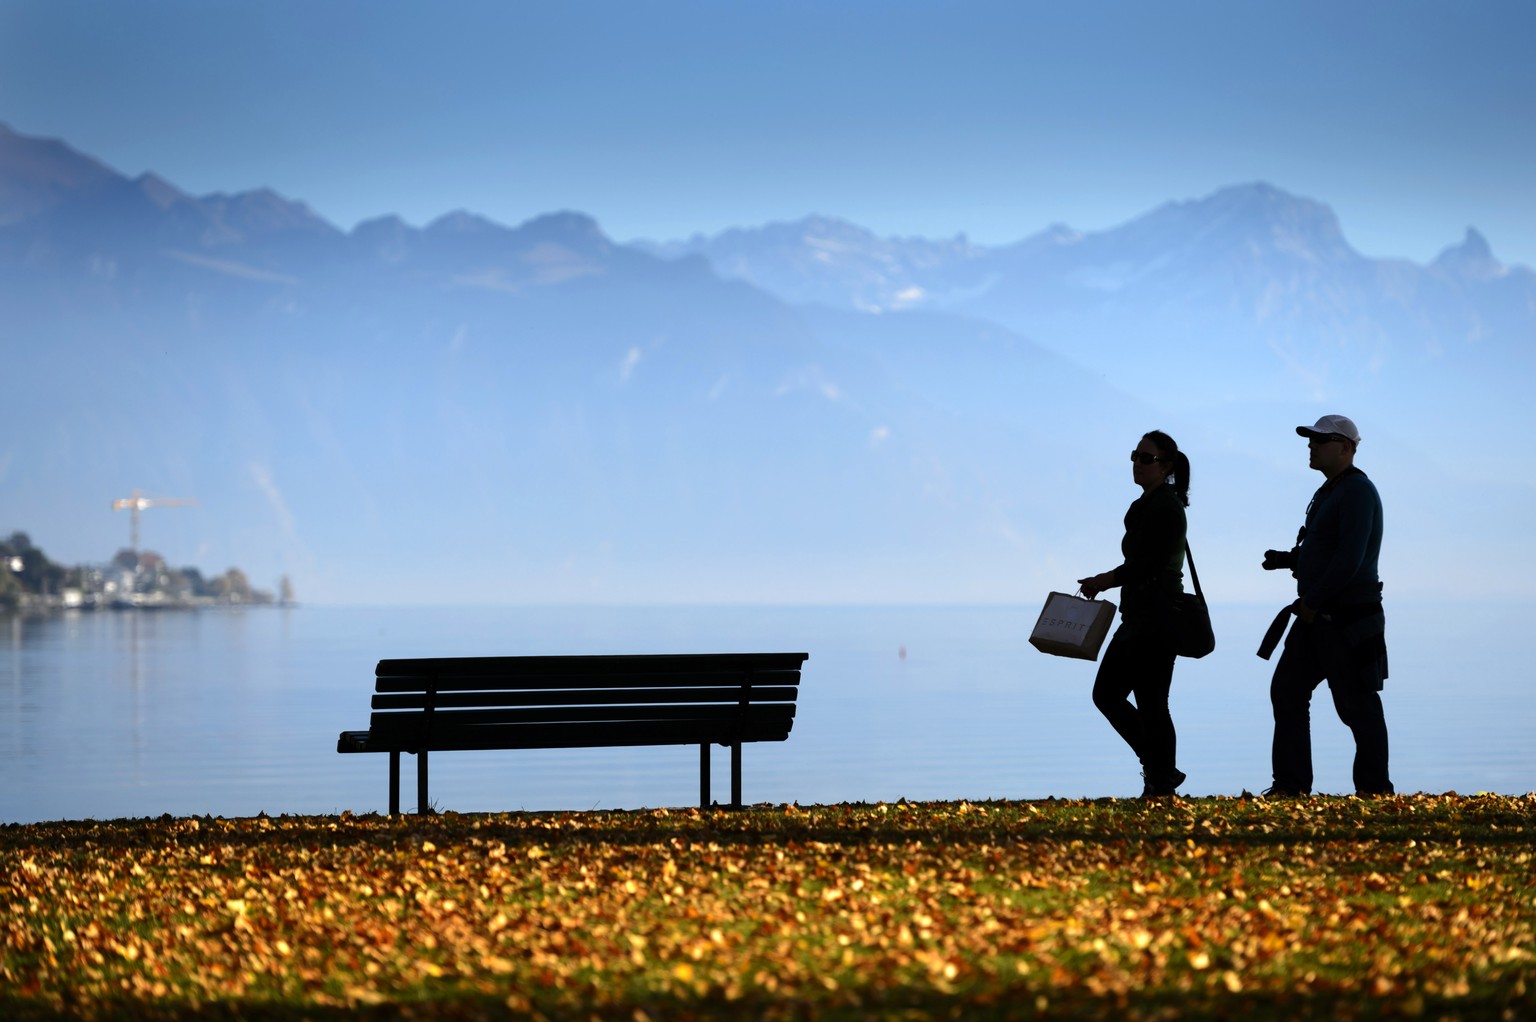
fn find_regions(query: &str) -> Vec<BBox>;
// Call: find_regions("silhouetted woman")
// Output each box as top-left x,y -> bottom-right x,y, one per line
1078,430 -> 1191,798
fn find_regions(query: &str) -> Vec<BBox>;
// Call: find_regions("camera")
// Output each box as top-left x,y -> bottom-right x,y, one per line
1262,549 -> 1295,571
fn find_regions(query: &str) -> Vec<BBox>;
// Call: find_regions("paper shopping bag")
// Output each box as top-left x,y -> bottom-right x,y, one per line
1029,591 -> 1117,661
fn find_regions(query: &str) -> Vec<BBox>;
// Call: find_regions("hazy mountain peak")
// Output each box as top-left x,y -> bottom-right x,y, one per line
1119,181 -> 1354,267
1202,181 -> 1341,233
1433,227 -> 1503,279
351,213 -> 410,236
1001,222 -> 1085,257
517,210 -> 605,239
134,172 -> 187,210
423,209 -> 503,235
349,214 -> 415,263
0,121 -> 117,182
404,210 -> 614,284
792,213 -> 871,239
1210,180 -> 1293,204
423,210 -> 606,244
749,214 -> 904,252
0,121 -> 123,223
1460,226 -> 1492,256
506,212 -> 614,266
197,187 -> 340,240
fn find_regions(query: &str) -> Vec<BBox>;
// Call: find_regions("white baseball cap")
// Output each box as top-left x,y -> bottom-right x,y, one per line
1296,414 -> 1361,444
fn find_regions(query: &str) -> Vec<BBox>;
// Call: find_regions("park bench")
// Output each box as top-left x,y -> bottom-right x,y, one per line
337,651 -> 808,815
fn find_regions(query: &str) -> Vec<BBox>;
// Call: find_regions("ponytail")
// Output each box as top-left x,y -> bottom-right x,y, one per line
1171,450 -> 1191,507
1143,430 -> 1190,507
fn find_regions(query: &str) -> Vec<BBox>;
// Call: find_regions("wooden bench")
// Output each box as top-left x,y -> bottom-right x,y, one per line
337,652 -> 807,815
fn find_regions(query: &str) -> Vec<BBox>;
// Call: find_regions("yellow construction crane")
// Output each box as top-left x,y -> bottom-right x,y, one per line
112,489 -> 198,552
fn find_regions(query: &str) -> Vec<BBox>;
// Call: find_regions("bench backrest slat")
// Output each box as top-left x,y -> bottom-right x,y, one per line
371,684 -> 799,711
374,670 -> 801,693
376,652 -> 807,680
370,702 -> 795,727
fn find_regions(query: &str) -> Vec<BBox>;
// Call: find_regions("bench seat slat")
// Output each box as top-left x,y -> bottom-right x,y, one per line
355,718 -> 794,753
370,685 -> 800,710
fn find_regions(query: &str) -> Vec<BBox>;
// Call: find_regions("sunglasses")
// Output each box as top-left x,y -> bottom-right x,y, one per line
1130,452 -> 1167,465
1306,435 -> 1348,448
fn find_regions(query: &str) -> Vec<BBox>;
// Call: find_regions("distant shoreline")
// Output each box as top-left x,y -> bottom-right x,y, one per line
1,596 -> 291,615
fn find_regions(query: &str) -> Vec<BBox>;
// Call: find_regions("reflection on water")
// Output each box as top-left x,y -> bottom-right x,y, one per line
1,602 -> 1532,823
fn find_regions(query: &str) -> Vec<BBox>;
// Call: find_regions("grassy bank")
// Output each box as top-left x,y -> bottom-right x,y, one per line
3,794 -> 1532,1019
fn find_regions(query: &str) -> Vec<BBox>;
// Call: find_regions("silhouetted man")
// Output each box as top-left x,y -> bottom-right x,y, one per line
1261,414 -> 1393,796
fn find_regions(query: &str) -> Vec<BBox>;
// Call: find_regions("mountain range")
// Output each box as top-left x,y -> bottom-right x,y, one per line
2,121 -> 1531,605
644,190 -> 1533,395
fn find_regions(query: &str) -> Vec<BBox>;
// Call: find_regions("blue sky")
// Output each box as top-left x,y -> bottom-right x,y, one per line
3,0 -> 1532,268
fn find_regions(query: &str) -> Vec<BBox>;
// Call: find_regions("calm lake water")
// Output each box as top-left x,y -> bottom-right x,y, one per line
1,602 -> 1530,824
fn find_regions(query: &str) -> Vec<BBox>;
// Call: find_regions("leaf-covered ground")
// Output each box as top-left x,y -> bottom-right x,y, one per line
3,794 -> 1532,1020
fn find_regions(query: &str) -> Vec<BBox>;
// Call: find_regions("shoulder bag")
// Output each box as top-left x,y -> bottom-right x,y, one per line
1170,542 -> 1215,658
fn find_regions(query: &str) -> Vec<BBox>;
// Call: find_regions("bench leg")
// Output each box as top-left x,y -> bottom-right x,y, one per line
417,750 -> 430,815
731,742 -> 742,809
699,743 -> 710,810
389,752 -> 400,817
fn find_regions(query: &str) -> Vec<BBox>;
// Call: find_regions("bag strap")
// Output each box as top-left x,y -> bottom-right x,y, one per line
1184,541 -> 1204,600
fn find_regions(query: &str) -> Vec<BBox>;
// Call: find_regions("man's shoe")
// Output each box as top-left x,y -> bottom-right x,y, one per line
1141,769 -> 1186,799
1260,785 -> 1307,798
